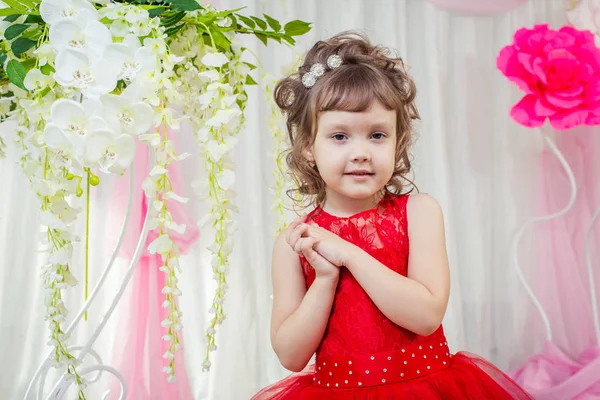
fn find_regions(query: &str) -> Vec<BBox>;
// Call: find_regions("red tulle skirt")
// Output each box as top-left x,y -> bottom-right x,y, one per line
251,352 -> 533,399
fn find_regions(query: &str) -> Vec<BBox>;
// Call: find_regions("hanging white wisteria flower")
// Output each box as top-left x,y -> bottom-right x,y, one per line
0,0 -> 311,396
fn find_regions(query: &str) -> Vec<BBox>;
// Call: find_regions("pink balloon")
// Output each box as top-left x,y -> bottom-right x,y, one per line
426,0 -> 528,14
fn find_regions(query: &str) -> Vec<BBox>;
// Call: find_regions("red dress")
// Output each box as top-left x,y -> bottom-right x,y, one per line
252,194 -> 533,399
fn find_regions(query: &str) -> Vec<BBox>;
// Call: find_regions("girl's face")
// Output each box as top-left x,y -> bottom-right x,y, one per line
307,100 -> 397,206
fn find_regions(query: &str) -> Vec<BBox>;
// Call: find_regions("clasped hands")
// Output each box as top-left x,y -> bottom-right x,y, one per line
285,214 -> 354,279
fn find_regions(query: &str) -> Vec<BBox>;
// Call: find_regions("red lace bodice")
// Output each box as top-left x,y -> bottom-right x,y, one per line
302,193 -> 446,358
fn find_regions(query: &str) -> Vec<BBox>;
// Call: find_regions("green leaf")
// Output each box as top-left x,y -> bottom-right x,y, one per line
1,0 -> 27,11
245,74 -> 257,85
250,16 -> 266,30
211,28 -> 230,52
213,7 -> 244,19
5,23 -> 29,40
3,14 -> 20,22
162,10 -> 185,27
237,15 -> 255,29
263,14 -> 281,32
284,20 -> 311,36
40,63 -> 55,75
0,9 -> 22,17
21,57 -> 35,69
164,0 -> 200,11
0,53 -> 7,67
6,59 -> 27,91
282,35 -> 295,45
255,32 -> 267,46
149,6 -> 167,17
243,61 -> 257,71
164,23 -> 184,36
11,37 -> 36,55
11,0 -> 37,8
24,14 -> 43,24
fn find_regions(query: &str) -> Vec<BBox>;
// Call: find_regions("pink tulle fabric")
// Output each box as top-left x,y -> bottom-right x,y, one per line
497,24 -> 600,130
509,126 -> 600,399
510,342 -> 600,399
426,0 -> 527,14
107,129 -> 199,400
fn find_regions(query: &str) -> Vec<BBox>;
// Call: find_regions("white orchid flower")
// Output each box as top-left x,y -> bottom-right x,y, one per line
46,98 -> 107,156
43,124 -> 77,168
110,19 -> 130,37
24,68 -> 54,91
54,49 -> 118,96
125,7 -> 149,23
131,19 -> 151,37
99,91 -> 153,136
40,0 -> 98,26
49,18 -> 111,57
83,129 -> 135,173
33,44 -> 56,66
104,34 -> 156,82
143,37 -> 166,57
101,3 -> 127,20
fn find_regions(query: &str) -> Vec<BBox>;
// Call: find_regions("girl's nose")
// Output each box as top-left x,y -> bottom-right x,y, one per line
351,143 -> 371,162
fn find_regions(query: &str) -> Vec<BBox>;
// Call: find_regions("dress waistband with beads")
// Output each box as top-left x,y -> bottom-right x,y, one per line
313,337 -> 453,389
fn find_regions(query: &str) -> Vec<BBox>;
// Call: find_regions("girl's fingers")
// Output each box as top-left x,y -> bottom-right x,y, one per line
286,213 -> 308,243
288,223 -> 310,248
295,236 -> 316,255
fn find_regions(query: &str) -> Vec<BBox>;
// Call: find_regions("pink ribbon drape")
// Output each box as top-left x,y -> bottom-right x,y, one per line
425,0 -> 528,14
509,127 -> 600,399
107,128 -> 199,400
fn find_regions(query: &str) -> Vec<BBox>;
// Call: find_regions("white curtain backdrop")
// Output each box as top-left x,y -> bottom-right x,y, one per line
0,0 -> 573,399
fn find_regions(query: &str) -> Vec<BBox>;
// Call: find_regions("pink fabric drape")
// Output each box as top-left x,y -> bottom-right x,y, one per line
510,127 -> 600,398
425,0 -> 528,14
107,128 -> 199,400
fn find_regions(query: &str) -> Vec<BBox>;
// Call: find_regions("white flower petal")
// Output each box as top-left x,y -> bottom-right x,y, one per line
110,19 -> 130,37
44,124 -> 71,149
150,165 -> 167,176
83,20 -> 112,55
202,52 -> 229,68
83,129 -> 113,164
51,99 -> 85,126
165,191 -> 188,204
49,20 -> 80,52
82,97 -> 102,119
114,134 -> 135,170
24,69 -> 47,91
130,102 -> 154,134
218,170 -> 235,190
135,47 -> 156,72
44,123 -> 71,149
122,34 -> 141,51
103,43 -> 131,65
86,116 -> 107,132
88,60 -> 119,95
142,177 -> 157,197
54,49 -> 89,86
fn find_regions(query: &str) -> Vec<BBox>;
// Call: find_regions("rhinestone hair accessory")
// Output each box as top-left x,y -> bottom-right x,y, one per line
301,54 -> 343,88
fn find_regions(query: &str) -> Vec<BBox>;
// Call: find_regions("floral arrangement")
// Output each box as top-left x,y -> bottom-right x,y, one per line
496,24 -> 600,130
0,0 -> 309,396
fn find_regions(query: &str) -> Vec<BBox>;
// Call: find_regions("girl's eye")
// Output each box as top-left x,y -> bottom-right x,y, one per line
372,132 -> 386,140
332,133 -> 347,141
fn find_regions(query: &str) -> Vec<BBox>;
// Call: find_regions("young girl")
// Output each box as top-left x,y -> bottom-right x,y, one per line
252,32 -> 532,399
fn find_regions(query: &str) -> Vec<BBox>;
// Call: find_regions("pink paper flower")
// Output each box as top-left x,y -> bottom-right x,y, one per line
497,24 -> 600,130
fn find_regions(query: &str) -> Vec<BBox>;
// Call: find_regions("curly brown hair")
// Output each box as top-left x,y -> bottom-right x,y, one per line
274,31 -> 419,209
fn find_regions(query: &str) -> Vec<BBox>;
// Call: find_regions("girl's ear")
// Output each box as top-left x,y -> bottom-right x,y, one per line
303,146 -> 315,165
